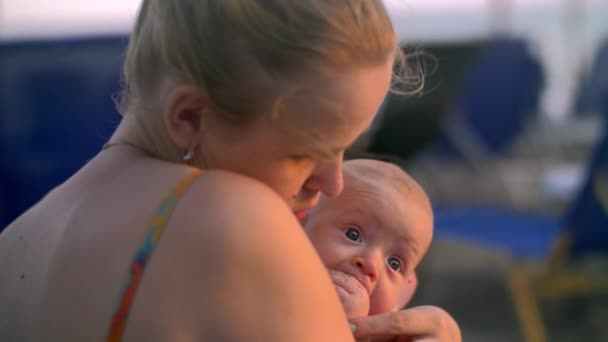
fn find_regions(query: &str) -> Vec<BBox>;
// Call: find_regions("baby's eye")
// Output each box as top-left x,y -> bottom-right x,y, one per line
344,227 -> 361,242
388,257 -> 401,271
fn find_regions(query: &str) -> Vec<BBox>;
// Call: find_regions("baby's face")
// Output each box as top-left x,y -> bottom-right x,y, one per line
305,170 -> 432,317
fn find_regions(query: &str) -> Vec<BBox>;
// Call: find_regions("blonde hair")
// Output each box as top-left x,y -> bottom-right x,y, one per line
119,0 -> 418,126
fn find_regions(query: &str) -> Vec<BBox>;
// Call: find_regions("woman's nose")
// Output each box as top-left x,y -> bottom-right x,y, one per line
306,155 -> 343,198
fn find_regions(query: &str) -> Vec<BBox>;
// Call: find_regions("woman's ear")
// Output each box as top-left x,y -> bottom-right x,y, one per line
163,85 -> 210,150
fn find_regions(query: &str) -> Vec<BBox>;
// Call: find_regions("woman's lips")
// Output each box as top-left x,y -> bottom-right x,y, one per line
294,209 -> 309,222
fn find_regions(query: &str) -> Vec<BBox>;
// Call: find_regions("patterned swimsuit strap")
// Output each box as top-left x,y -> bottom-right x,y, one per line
106,170 -> 203,342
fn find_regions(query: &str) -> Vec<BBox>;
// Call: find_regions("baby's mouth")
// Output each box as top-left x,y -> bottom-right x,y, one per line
329,269 -> 369,296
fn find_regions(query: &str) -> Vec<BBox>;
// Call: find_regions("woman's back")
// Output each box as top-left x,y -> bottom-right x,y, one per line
0,147 -> 197,340
0,147 -> 355,341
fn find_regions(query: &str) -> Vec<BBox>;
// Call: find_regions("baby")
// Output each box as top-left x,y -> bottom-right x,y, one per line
304,159 -> 433,319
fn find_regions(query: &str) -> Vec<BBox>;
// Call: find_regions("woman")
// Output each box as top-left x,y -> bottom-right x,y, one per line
0,1 -> 460,341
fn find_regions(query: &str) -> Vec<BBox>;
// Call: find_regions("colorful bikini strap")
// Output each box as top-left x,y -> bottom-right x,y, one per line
106,170 -> 203,342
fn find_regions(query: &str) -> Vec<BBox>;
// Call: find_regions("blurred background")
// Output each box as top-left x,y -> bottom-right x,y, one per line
1,1 -> 607,341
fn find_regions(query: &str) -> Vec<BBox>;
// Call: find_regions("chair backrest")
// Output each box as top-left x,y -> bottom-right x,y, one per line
368,40 -> 485,161
574,39 -> 608,117
561,118 -> 608,256
0,36 -> 126,229
439,37 -> 544,157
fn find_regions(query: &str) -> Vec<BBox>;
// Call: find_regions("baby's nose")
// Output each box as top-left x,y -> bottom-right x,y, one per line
353,254 -> 380,283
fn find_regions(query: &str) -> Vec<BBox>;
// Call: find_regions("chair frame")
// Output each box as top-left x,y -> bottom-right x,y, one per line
507,173 -> 608,342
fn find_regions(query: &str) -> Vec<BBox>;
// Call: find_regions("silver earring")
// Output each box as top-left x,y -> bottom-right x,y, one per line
183,144 -> 195,161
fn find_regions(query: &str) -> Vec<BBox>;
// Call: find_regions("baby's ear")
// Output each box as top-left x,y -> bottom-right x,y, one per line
396,273 -> 418,309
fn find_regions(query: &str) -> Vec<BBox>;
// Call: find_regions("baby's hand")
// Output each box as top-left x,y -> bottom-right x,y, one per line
328,269 -> 369,319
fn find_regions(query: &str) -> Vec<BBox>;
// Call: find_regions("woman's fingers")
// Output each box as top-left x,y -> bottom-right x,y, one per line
350,306 -> 461,342
351,307 -> 431,338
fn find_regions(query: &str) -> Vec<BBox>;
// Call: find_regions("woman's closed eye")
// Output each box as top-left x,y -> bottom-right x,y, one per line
288,154 -> 311,163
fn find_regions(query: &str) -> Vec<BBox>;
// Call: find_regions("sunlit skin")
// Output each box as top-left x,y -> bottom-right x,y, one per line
305,159 -> 433,318
195,59 -> 395,215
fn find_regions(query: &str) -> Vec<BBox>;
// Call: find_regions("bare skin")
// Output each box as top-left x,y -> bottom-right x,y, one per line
0,149 -> 353,342
0,51 -> 460,342
306,160 -> 432,320
0,62 -> 390,341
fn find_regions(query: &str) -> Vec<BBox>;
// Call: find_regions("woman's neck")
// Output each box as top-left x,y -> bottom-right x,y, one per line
107,113 -> 181,163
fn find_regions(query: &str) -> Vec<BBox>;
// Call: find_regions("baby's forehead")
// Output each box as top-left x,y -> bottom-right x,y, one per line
329,180 -> 419,235
343,159 -> 403,182
342,160 -> 425,206
344,160 -> 411,189
341,179 -> 406,211
337,159 -> 432,239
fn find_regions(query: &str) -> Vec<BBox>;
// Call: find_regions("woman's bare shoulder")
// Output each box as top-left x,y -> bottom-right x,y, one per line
123,169 -> 354,341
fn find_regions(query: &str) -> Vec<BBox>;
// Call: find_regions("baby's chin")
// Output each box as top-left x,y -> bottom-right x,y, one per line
328,269 -> 370,319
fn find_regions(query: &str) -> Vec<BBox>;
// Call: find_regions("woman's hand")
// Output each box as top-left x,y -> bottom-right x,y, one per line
350,306 -> 461,342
